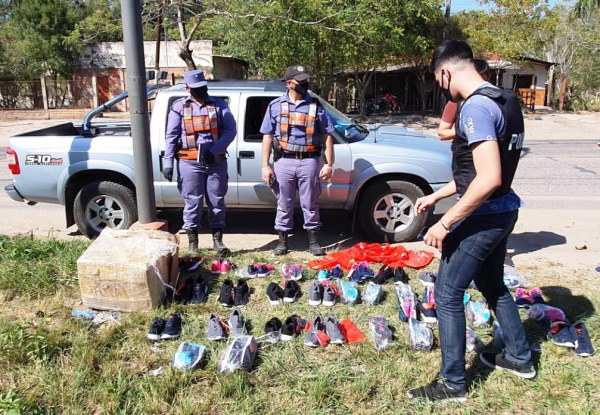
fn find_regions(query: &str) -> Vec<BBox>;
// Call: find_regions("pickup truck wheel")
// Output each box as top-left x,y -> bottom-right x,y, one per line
74,181 -> 138,239
359,180 -> 427,243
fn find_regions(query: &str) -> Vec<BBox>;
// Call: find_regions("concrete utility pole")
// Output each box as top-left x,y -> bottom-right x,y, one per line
121,0 -> 157,224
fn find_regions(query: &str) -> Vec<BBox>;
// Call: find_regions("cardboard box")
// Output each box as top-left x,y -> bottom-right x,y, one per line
77,228 -> 179,312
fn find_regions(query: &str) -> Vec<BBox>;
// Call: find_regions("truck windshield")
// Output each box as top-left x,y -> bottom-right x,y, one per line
312,93 -> 369,143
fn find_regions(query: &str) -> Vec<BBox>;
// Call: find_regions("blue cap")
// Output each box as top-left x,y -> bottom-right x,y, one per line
183,70 -> 207,88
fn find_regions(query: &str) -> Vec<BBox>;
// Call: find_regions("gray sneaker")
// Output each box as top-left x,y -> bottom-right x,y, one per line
322,284 -> 336,307
304,315 -> 324,348
308,281 -> 323,306
207,313 -> 226,341
326,316 -> 345,344
228,309 -> 246,338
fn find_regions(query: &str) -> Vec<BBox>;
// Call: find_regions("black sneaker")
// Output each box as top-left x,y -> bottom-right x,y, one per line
480,352 -> 536,379
147,317 -> 166,341
160,313 -> 182,340
406,379 -> 467,403
281,314 -> 304,341
393,267 -> 409,283
373,266 -> 394,285
191,280 -> 209,304
265,317 -> 283,335
283,280 -> 301,303
219,279 -> 234,307
234,279 -> 250,307
418,271 -> 436,287
266,282 -> 283,305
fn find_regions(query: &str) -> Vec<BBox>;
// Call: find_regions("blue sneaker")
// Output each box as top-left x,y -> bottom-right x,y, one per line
317,270 -> 329,282
548,321 -> 575,348
348,261 -> 374,284
466,301 -> 491,328
570,321 -> 595,357
363,281 -> 383,305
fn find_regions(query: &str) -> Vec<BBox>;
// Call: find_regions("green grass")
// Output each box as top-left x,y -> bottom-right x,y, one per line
0,236 -> 599,414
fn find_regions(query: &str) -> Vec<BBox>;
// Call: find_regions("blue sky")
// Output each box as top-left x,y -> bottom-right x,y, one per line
451,0 -> 565,13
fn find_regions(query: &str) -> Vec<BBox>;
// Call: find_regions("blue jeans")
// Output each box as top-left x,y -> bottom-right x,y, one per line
435,209 -> 531,390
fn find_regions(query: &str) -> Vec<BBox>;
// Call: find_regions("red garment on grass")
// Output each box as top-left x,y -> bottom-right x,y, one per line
307,243 -> 433,271
339,318 -> 366,343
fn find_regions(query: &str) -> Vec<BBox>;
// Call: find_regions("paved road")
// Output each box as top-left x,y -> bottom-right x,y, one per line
0,118 -> 598,269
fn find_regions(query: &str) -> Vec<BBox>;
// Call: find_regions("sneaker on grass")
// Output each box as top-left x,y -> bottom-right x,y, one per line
570,321 -> 595,357
160,313 -> 182,340
548,321 -> 575,348
304,315 -> 326,348
406,379 -> 467,404
207,313 -> 226,341
191,280 -> 209,304
326,316 -> 345,344
228,309 -> 246,338
480,352 -> 536,379
266,282 -> 283,305
322,284 -> 337,307
219,279 -> 234,307
281,315 -> 305,341
147,317 -> 166,341
308,281 -> 323,306
283,280 -> 301,303
418,271 -> 436,287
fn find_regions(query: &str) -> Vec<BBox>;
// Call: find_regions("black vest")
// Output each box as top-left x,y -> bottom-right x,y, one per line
452,86 -> 524,199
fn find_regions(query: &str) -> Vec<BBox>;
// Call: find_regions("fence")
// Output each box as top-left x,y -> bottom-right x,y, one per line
0,80 -> 44,109
45,78 -> 95,109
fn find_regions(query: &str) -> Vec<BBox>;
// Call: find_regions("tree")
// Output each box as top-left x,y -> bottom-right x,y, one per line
0,0 -> 80,80
572,0 -> 600,18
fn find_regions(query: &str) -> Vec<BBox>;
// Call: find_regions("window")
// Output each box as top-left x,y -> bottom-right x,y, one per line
513,75 -> 534,90
244,97 -> 273,142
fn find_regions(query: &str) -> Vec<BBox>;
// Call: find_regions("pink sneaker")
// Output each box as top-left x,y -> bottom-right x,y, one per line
530,287 -> 545,305
211,259 -> 222,275
515,288 -> 534,308
220,259 -> 234,274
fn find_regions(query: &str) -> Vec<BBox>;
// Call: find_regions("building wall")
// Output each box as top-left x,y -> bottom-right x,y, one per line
502,63 -> 549,90
78,41 -> 214,70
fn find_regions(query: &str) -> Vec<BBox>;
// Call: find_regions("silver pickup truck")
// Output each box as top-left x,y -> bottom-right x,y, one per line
5,80 -> 453,241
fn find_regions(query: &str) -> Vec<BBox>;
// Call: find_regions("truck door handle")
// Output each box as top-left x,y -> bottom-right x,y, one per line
239,151 -> 254,159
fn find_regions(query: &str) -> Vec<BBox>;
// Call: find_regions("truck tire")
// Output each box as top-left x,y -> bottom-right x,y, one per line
359,179 -> 428,243
74,181 -> 138,239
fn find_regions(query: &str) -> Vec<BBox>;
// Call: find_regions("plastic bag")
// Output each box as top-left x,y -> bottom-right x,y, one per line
466,328 -> 482,353
217,335 -> 257,373
503,265 -> 525,291
172,342 -> 206,371
369,316 -> 396,350
408,318 -> 434,351
363,282 -> 384,305
526,304 -> 566,325
466,301 -> 491,328
338,280 -> 359,305
394,282 -> 417,322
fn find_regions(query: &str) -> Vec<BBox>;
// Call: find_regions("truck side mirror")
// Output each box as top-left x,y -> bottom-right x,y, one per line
145,70 -> 156,81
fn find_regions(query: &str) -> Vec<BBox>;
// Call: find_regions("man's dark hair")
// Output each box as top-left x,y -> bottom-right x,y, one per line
474,59 -> 490,76
429,40 -> 474,73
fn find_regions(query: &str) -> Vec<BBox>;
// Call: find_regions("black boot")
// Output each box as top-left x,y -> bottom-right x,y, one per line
273,232 -> 289,256
307,228 -> 324,256
212,228 -> 231,257
187,229 -> 198,253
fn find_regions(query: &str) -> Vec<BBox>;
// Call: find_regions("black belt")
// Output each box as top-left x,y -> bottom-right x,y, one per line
281,152 -> 320,160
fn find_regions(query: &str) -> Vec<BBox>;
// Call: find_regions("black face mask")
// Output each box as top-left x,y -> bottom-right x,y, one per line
190,86 -> 208,101
293,82 -> 309,96
441,71 -> 456,103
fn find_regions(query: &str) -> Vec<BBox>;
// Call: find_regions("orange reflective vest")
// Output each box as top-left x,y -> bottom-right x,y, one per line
182,102 -> 219,150
279,100 -> 320,153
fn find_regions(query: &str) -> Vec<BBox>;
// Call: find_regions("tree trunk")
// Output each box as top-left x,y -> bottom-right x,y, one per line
559,75 -> 568,111
547,65 -> 555,107
179,47 -> 197,70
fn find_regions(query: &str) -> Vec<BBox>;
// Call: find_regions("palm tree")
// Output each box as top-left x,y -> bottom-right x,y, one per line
572,0 -> 600,18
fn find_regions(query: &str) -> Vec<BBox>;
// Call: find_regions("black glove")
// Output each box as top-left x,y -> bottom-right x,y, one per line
162,167 -> 173,182
203,150 -> 216,165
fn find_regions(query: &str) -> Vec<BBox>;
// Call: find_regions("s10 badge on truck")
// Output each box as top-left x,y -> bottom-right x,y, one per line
25,154 -> 63,166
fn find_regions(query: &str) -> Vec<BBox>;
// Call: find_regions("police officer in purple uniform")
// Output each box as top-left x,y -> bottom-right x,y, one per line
163,70 -> 237,254
260,65 -> 334,256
